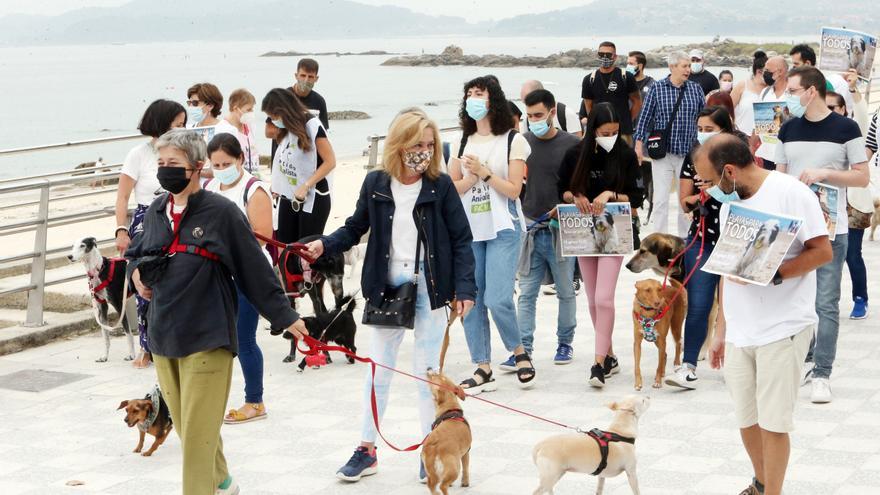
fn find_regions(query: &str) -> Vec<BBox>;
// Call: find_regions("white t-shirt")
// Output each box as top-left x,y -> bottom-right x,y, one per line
271,118 -> 327,213
121,142 -> 163,205
390,178 -> 422,263
719,171 -> 827,347
519,102 -> 581,135
204,171 -> 273,265
214,119 -> 260,175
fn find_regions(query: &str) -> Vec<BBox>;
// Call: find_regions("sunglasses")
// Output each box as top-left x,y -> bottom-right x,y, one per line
598,52 -> 614,59
186,99 -> 201,107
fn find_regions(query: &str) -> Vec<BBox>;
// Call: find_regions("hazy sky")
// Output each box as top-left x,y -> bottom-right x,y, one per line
0,0 -> 590,21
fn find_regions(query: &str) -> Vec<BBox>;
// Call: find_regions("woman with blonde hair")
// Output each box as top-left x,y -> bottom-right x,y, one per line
303,110 -> 476,484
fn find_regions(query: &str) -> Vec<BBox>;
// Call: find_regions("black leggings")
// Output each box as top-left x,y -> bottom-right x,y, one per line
276,179 -> 331,243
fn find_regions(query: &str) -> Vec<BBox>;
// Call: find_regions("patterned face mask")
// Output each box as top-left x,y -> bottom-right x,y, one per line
403,150 -> 432,174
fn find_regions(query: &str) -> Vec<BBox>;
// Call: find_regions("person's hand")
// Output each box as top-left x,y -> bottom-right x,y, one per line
684,194 -> 700,208
591,191 -> 613,215
461,154 -> 481,175
799,168 -> 828,186
294,184 -> 309,202
725,276 -> 747,286
303,240 -> 324,259
548,206 -> 559,219
573,193 -> 591,214
845,68 -> 859,91
115,230 -> 130,255
708,335 -> 725,370
286,319 -> 309,340
131,268 -> 152,301
265,122 -> 279,140
455,299 -> 474,318
694,175 -> 712,192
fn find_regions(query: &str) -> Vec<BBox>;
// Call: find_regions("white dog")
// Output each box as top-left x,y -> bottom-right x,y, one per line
592,211 -> 619,254
343,243 -> 367,279
736,219 -> 780,280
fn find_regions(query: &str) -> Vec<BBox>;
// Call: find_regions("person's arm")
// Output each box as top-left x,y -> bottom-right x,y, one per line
581,75 -> 594,116
115,175 -> 136,254
633,85 -> 656,162
730,80 -> 745,107
565,105 -> 583,138
296,133 -> 336,200
474,159 -> 524,200
777,235 -> 833,281
439,178 -> 477,304
321,174 -> 373,256
449,154 -> 480,195
709,278 -> 727,369
245,187 -> 273,243
621,149 -> 644,209
629,91 -> 642,124
798,162 -> 869,188
320,99 -> 330,131
583,98 -> 593,115
678,156 -> 700,211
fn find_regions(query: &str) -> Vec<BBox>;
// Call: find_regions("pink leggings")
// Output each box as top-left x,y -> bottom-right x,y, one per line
578,256 -> 624,358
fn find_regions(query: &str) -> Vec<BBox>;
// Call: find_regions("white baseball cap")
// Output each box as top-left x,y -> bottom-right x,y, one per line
689,49 -> 704,60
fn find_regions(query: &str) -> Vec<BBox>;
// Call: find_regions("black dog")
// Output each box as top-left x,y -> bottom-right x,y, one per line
277,295 -> 358,370
282,234 -> 346,315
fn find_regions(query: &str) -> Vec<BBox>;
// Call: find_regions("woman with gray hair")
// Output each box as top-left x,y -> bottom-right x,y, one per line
125,129 -> 308,495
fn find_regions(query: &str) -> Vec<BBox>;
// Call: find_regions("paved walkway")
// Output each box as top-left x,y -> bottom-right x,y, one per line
2,230 -> 880,494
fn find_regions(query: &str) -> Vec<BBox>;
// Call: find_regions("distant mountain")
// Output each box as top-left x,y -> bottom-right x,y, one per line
487,0 -> 880,36
0,0 -> 469,45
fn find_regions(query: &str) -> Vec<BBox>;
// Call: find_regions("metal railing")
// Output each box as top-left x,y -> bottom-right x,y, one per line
365,126 -> 461,169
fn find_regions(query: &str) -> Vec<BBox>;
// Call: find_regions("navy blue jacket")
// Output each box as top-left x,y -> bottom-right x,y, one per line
322,170 -> 476,310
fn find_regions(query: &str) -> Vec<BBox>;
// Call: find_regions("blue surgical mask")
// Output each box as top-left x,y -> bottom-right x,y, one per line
625,64 -> 638,75
465,98 -> 489,121
691,62 -> 704,73
271,118 -> 286,129
187,106 -> 204,124
214,165 -> 241,186
697,131 -> 719,145
707,175 -> 740,203
785,94 -> 806,118
529,118 -> 550,137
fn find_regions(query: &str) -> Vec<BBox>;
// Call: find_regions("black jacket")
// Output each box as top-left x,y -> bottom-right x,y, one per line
126,190 -> 298,358
322,171 -> 477,310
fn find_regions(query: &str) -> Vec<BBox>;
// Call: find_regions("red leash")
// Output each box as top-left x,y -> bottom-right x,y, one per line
295,335 -> 579,452
253,231 -> 317,265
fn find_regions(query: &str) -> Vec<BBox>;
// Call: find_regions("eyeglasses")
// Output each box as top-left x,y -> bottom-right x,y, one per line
186,99 -> 201,107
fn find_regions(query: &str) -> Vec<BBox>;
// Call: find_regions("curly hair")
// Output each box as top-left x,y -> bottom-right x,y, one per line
459,76 -> 513,137
261,88 -> 314,152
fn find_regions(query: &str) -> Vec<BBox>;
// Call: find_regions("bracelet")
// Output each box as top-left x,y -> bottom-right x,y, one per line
483,174 -> 493,182
115,226 -> 129,237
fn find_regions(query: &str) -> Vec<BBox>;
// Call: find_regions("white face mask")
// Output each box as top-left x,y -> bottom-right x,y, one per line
240,111 -> 255,125
596,134 -> 618,153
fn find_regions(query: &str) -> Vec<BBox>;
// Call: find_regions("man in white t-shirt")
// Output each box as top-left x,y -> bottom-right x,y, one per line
696,135 -> 832,495
519,80 -> 583,138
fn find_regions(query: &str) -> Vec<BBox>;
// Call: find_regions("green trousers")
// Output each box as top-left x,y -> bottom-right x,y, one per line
155,348 -> 233,495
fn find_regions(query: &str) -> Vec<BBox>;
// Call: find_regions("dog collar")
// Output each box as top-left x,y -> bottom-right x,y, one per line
431,408 -> 469,431
635,297 -> 659,312
139,384 -> 162,432
634,312 -> 658,343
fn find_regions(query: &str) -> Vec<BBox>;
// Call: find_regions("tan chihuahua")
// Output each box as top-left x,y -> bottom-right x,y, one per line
531,395 -> 650,495
421,371 -> 471,495
117,386 -> 173,457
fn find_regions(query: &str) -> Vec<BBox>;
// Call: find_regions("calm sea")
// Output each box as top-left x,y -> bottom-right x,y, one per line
0,35 -> 809,178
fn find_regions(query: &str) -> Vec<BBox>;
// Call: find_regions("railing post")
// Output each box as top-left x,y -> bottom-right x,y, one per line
24,181 -> 50,327
366,135 -> 379,169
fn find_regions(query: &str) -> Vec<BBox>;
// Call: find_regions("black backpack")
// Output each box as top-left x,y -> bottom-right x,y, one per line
457,129 -> 517,161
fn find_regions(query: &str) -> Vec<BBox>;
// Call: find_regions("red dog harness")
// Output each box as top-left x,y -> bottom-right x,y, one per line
585,428 -> 635,475
89,258 -> 125,304
430,408 -> 469,431
167,197 -> 220,262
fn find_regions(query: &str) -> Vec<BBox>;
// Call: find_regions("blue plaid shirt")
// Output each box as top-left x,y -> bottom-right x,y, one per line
634,77 -> 705,157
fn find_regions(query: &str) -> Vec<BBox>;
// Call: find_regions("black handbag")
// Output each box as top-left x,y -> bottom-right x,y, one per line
362,226 -> 423,329
647,85 -> 686,160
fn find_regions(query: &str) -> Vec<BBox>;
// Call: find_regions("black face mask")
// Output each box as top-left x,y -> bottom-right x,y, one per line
762,71 -> 775,86
157,166 -> 194,194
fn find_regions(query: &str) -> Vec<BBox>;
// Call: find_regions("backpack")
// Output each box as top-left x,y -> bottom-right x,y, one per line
524,102 -> 568,132
456,129 -> 517,161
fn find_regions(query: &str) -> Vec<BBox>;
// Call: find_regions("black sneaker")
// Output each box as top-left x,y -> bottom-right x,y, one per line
589,363 -> 605,388
336,446 -> 378,482
603,355 -> 620,377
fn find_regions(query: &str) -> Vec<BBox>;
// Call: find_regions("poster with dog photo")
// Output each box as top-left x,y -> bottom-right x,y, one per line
819,27 -> 877,80
810,182 -> 839,241
702,204 -> 803,286
557,203 -> 634,257
191,125 -> 217,144
753,101 -> 790,161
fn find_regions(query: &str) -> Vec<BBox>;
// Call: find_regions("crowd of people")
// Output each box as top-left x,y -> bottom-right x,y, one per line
115,44 -> 875,495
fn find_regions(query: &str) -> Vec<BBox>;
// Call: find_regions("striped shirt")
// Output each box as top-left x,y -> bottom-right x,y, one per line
634,77 -> 705,156
867,111 -> 878,153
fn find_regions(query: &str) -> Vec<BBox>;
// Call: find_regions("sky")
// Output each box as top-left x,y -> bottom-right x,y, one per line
0,0 -> 590,21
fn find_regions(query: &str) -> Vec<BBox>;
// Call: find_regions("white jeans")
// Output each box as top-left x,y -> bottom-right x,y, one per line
360,261 -> 448,444
651,153 -> 690,237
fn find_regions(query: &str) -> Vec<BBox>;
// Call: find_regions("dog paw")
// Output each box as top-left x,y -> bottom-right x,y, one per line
296,367 -> 304,373
634,384 -> 642,391
347,357 -> 355,364
95,357 -> 108,363
124,355 -> 134,361
141,451 -> 152,457
133,448 -> 142,453
282,355 -> 296,363
652,381 -> 662,389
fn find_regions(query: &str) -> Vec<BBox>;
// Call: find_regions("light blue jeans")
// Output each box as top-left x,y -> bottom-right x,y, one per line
360,261 -> 448,444
517,228 -> 577,354
808,234 -> 848,379
463,204 -> 524,364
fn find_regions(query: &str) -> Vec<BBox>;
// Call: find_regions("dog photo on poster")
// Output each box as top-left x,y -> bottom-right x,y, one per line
819,27 -> 877,80
557,202 -> 634,257
809,182 -> 839,241
753,101 -> 790,161
702,204 -> 803,285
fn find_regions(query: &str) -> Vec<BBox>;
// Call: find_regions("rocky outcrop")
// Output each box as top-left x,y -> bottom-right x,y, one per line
328,110 -> 370,120
261,50 -> 393,57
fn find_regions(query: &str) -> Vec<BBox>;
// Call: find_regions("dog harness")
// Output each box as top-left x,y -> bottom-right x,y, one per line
139,384 -> 164,433
633,299 -> 660,343
585,428 -> 635,475
89,258 -> 125,304
166,197 -> 220,262
431,408 -> 469,431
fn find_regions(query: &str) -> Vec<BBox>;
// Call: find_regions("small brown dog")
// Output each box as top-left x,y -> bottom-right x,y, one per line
421,371 -> 471,495
632,279 -> 686,391
870,198 -> 880,241
117,385 -> 173,456
531,395 -> 650,494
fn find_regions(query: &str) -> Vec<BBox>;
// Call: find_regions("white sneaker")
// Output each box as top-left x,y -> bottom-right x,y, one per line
664,366 -> 698,390
542,284 -> 557,295
811,378 -> 832,403
801,362 -> 814,386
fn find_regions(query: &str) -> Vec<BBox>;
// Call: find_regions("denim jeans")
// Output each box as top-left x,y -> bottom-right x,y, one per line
807,234 -> 848,379
463,207 -> 524,364
682,238 -> 720,368
235,286 -> 263,404
360,262 -> 448,443
517,228 -> 577,354
846,227 -> 868,302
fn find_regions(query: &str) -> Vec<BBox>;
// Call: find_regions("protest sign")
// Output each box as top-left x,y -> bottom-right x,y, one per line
557,203 -> 634,257
753,101 -> 790,161
810,182 -> 839,241
819,27 -> 877,80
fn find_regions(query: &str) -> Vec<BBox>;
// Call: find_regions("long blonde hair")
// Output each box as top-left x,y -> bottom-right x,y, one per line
383,111 -> 443,181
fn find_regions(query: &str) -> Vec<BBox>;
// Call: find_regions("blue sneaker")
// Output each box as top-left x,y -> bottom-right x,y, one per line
499,354 -> 517,372
850,297 -> 868,320
554,343 -> 574,365
419,460 -> 427,484
336,446 -> 378,482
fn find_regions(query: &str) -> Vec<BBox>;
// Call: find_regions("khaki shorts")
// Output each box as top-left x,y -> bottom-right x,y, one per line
724,326 -> 813,433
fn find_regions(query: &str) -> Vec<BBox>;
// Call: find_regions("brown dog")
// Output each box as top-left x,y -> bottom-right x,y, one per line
421,371 -> 471,495
117,386 -> 173,456
632,279 -> 686,391
870,198 -> 880,241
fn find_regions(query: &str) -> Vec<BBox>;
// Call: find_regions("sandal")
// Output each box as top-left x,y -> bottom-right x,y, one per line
224,403 -> 268,424
514,353 -> 536,389
459,368 -> 497,395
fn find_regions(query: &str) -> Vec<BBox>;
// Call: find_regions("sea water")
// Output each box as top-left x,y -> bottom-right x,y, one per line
0,35 -> 808,178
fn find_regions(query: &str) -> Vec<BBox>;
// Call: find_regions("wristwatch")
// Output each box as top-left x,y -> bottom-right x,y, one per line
772,270 -> 783,286
483,173 -> 493,182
